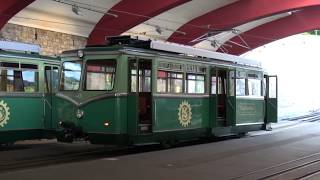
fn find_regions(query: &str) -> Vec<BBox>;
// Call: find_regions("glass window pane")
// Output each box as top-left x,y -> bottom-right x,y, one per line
0,68 -> 38,93
188,75 -> 196,80
157,71 -> 183,93
52,67 -> 59,93
228,71 -> 235,96
131,77 -> 137,92
86,60 -> 116,91
22,71 -> 38,92
177,74 -> 183,79
211,76 -> 216,94
188,80 -> 196,93
139,69 -> 151,92
269,77 -> 277,98
196,80 -> 205,93
157,78 -> 167,92
187,74 -> 205,94
248,79 -> 262,96
158,71 -> 167,78
61,61 -> 82,91
236,79 -> 246,96
171,78 -> 183,93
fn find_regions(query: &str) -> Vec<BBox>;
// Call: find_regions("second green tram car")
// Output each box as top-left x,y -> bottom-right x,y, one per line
0,42 -> 60,145
54,37 -> 278,145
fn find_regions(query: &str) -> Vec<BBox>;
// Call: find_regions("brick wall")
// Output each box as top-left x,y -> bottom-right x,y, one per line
0,23 -> 87,56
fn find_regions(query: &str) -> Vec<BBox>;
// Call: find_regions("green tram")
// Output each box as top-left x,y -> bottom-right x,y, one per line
55,36 -> 278,145
0,41 -> 60,145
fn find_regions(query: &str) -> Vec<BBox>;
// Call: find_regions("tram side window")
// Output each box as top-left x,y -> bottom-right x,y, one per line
45,66 -> 59,93
211,76 -> 216,94
157,70 -> 183,93
131,67 -> 151,93
61,61 -> 82,91
248,79 -> 262,96
269,77 -> 277,98
85,60 -> 116,91
212,76 -> 225,94
139,69 -> 151,92
236,78 -> 246,96
187,74 -> 205,94
0,63 -> 38,93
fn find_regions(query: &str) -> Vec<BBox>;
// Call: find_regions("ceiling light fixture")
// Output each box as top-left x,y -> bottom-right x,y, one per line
155,26 -> 162,34
71,4 -> 80,15
144,23 -> 186,36
53,0 -> 118,18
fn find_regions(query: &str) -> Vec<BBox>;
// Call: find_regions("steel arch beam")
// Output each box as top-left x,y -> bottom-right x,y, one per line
0,0 -> 34,29
168,0 -> 320,45
219,7 -> 320,55
87,0 -> 190,45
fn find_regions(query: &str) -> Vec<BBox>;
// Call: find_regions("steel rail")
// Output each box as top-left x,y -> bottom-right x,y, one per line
229,152 -> 320,180
0,145 -> 162,173
257,159 -> 320,180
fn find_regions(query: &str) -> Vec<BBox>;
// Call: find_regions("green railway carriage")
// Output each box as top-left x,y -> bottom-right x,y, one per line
54,36 -> 278,145
0,42 -> 60,145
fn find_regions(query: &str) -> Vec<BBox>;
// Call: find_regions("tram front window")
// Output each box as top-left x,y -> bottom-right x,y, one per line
61,61 -> 82,91
85,60 -> 116,91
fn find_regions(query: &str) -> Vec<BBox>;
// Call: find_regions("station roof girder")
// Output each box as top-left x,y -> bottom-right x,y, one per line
167,0 -> 320,45
219,6 -> 320,55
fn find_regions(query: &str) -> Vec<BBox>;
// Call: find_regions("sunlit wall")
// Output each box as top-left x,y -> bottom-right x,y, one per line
242,34 -> 320,119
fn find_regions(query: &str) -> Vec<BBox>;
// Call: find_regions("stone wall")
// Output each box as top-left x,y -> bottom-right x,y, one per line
0,23 -> 87,56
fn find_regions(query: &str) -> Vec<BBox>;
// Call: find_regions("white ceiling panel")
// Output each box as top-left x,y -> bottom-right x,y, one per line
123,0 -> 239,40
194,12 -> 292,51
9,0 -> 121,37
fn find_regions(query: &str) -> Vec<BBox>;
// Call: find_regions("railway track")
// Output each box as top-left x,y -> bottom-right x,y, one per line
282,112 -> 320,122
0,145 -> 162,173
1,113 -> 320,175
229,151 -> 320,180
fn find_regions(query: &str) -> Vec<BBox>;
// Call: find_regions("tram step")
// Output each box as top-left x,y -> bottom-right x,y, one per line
138,123 -> 152,133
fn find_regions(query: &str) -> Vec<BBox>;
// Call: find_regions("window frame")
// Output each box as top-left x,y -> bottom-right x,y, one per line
0,61 -> 39,93
186,73 -> 206,94
60,60 -> 83,91
84,59 -> 117,91
235,70 -> 264,97
156,69 -> 184,94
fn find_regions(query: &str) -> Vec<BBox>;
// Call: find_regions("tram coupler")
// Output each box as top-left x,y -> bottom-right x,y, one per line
57,121 -> 84,143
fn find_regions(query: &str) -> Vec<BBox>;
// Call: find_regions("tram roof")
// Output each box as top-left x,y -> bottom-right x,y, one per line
0,49 -> 59,62
62,36 -> 261,68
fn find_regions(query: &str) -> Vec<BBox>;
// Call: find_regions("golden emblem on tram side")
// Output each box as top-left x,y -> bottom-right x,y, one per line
0,100 -> 10,128
178,100 -> 192,127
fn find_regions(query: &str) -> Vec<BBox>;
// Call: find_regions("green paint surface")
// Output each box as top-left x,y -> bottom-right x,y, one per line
153,97 -> 209,131
236,98 -> 264,124
0,97 -> 44,130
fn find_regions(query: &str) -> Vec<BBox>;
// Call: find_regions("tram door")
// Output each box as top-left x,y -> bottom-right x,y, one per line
128,59 -> 152,135
44,65 -> 59,129
265,75 -> 278,123
210,68 -> 236,127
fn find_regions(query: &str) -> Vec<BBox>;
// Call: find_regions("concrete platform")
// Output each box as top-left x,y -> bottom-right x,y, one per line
1,121 -> 320,180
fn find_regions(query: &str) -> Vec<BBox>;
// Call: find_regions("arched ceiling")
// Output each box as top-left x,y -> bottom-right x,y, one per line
2,0 -> 320,55
87,0 -> 191,45
0,0 -> 34,28
217,6 -> 320,55
167,0 -> 320,45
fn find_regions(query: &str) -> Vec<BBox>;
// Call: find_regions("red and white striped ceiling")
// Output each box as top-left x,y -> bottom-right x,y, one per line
3,0 -> 320,55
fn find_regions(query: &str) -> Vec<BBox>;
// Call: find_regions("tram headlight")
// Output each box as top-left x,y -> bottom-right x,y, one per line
77,50 -> 84,58
76,109 -> 84,119
104,121 -> 110,128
